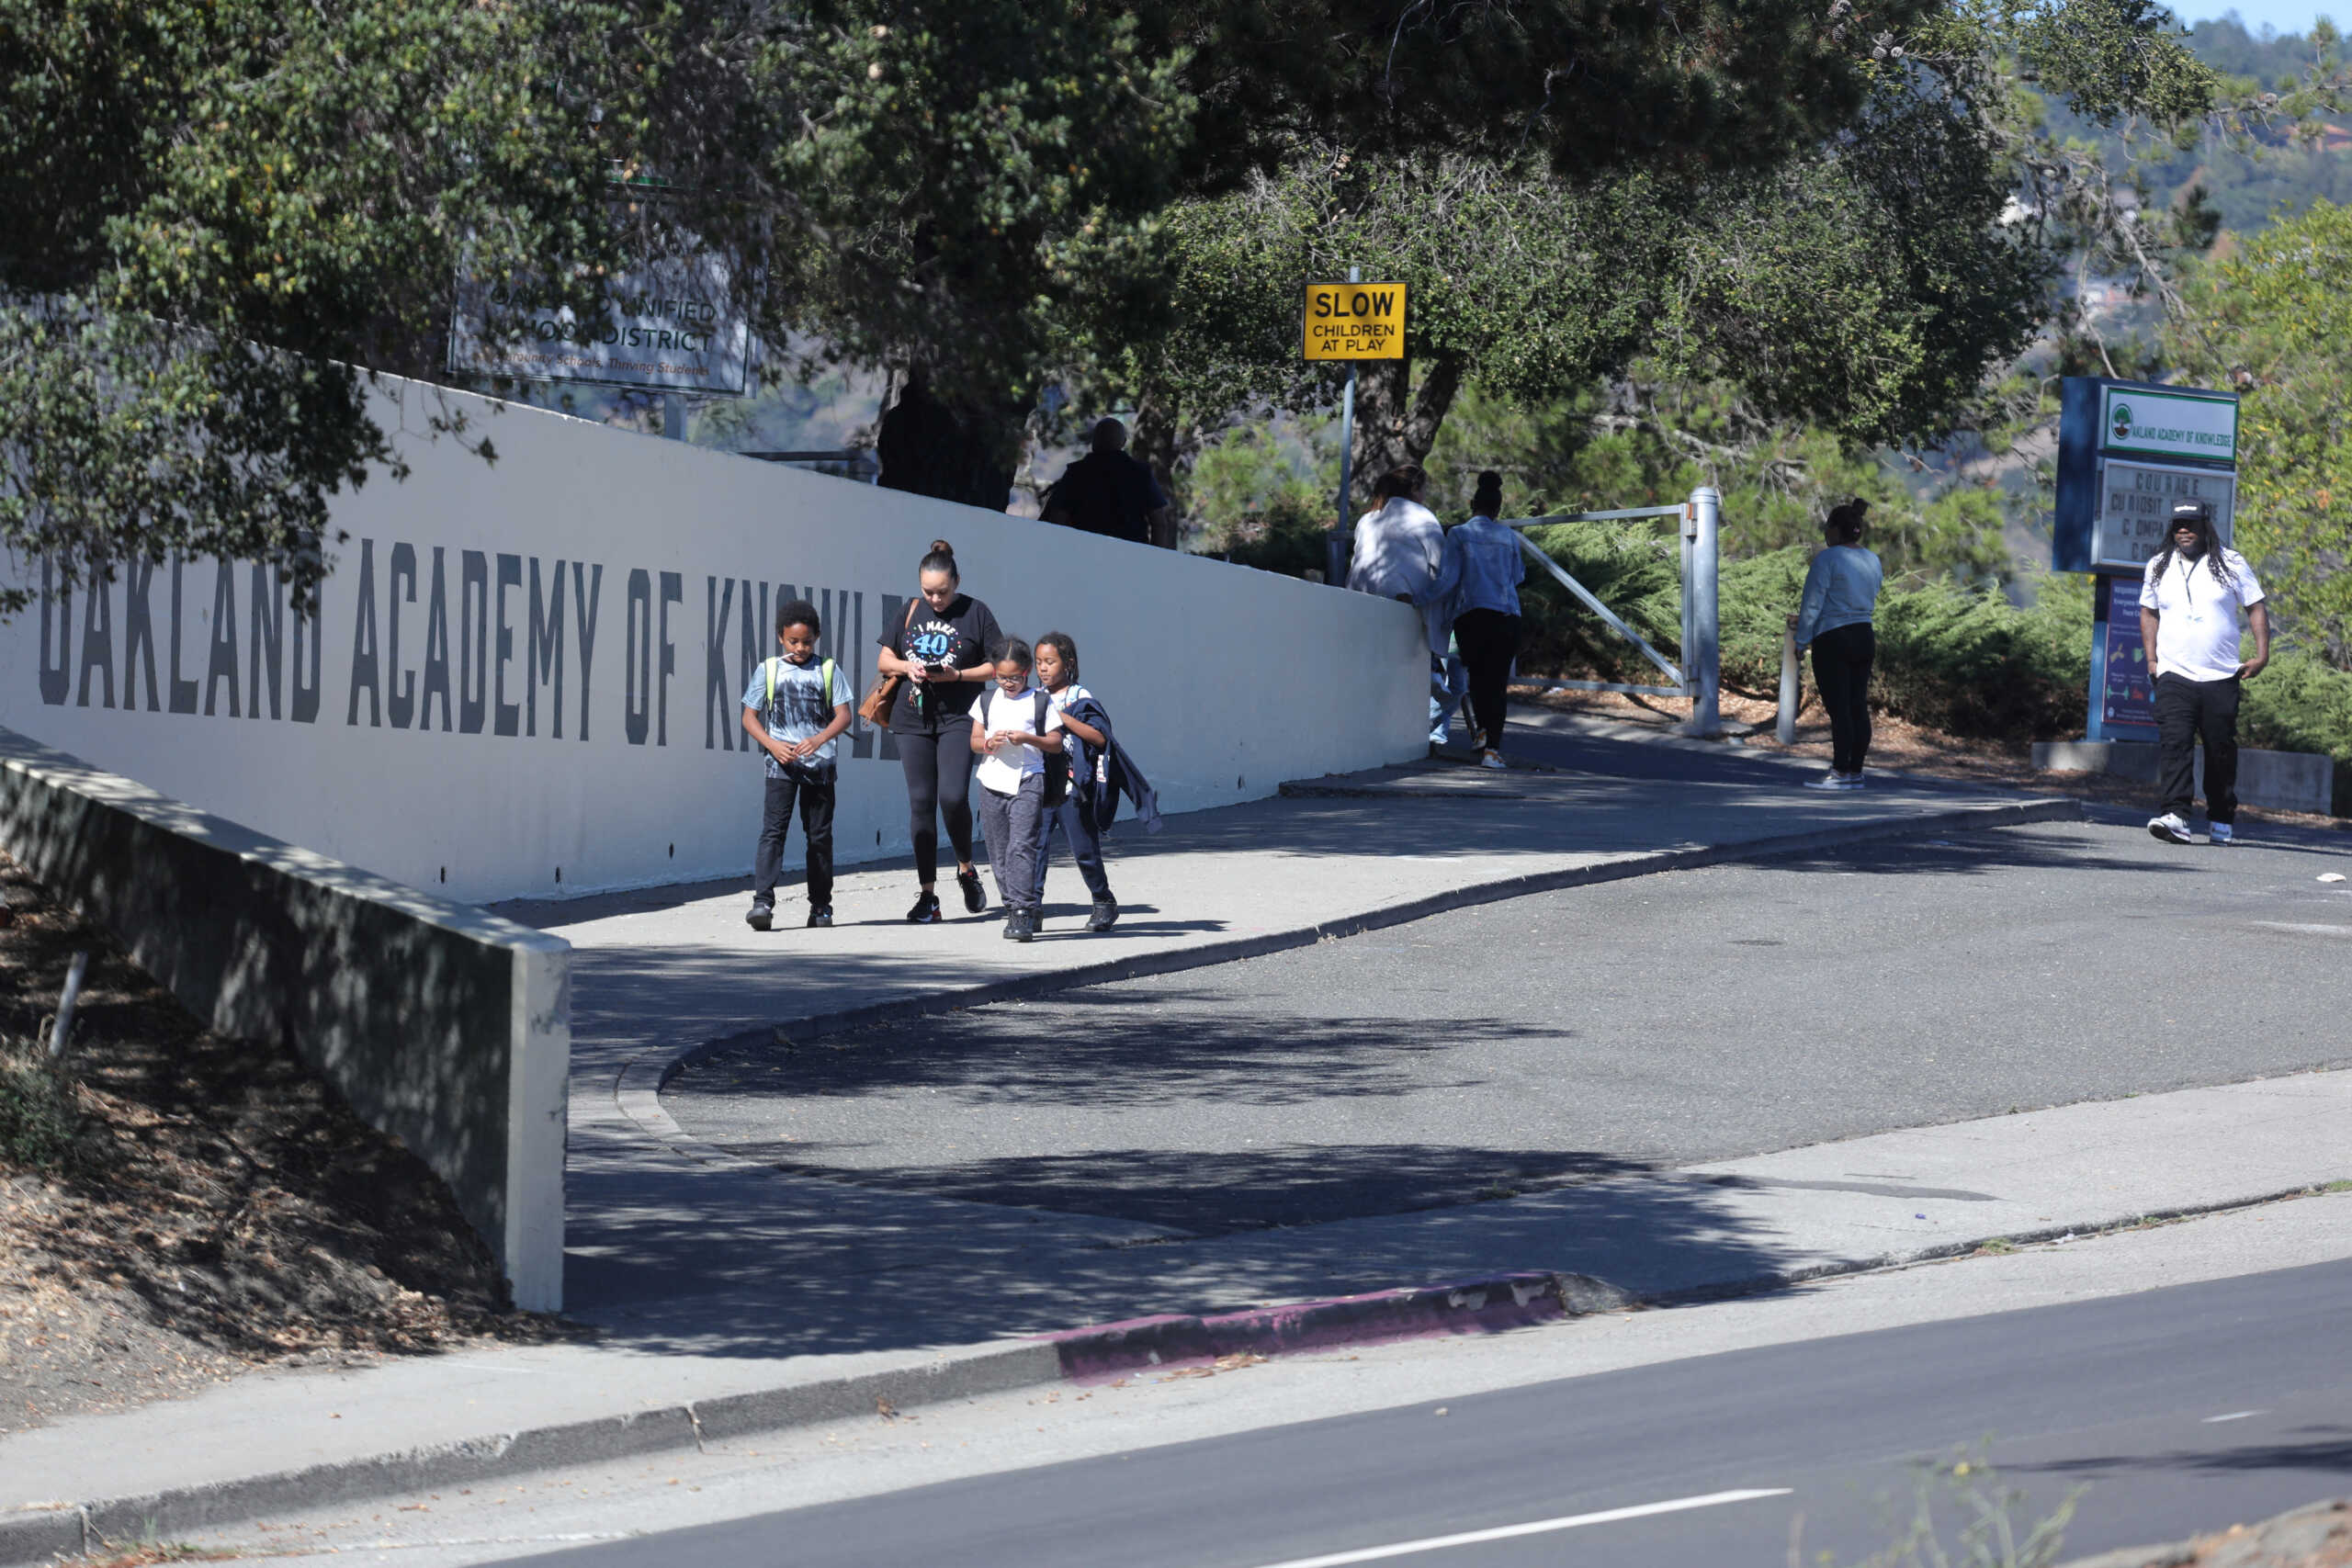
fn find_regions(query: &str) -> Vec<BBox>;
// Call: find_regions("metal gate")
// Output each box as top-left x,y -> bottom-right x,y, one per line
1501,486 -> 1723,737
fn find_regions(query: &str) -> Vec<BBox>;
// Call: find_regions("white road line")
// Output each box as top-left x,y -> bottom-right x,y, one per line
1232,1488 -> 1794,1568
2203,1410 -> 2267,1423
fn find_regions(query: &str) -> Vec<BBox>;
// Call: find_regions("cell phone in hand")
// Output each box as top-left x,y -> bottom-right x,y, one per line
923,661 -> 956,679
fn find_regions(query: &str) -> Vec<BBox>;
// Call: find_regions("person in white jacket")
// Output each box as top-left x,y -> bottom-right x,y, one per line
1346,464 -> 1451,745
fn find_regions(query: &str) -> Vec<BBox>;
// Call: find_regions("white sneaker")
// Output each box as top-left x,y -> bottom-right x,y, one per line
1479,750 -> 1509,771
2148,812 -> 2192,845
2209,821 -> 2236,845
1839,771 -> 1865,790
1803,772 -> 1848,791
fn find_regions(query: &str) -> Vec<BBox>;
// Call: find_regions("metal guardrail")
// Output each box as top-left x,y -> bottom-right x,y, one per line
1503,488 -> 1723,735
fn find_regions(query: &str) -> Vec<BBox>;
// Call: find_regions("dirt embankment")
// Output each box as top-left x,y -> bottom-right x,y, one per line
0,852 -> 578,1435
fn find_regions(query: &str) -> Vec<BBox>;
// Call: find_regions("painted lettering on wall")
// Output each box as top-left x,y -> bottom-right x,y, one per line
41,557 -> 319,724
29,547 -> 899,764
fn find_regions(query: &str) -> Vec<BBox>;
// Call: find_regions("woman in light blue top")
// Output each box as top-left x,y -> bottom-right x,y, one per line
1419,471 -> 1527,770
1790,499 -> 1884,789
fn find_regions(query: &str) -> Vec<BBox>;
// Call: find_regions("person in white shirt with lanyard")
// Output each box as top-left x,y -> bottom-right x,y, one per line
2142,501 -> 2269,846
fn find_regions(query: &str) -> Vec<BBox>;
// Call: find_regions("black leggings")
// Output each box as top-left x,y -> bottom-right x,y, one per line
1810,621 -> 1875,774
1453,608 -> 1521,750
898,726 -> 976,883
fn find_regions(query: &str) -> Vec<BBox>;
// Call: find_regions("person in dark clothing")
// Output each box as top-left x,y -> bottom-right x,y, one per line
1042,419 -> 1173,547
1028,632 -> 1119,931
875,539 -> 1004,922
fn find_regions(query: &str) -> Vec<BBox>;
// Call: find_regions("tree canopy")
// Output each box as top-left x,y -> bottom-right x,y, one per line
0,0 -> 632,613
0,0 -> 2252,599
2174,198 -> 2352,664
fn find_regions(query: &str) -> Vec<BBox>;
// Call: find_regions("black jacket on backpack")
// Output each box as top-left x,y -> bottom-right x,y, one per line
1060,694 -> 1162,837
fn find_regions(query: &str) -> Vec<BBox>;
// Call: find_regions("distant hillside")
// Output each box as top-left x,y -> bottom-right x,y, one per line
2097,15 -> 2352,235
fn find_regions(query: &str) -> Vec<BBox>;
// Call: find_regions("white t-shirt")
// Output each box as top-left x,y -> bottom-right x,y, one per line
2144,547 -> 2264,683
973,684 -> 1064,795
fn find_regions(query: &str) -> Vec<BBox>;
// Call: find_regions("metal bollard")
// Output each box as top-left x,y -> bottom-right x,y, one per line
1778,626 -> 1799,745
48,950 -> 89,1061
1680,487 -> 1724,736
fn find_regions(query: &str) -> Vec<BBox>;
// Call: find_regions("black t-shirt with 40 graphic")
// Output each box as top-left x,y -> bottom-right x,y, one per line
877,592 -> 1004,733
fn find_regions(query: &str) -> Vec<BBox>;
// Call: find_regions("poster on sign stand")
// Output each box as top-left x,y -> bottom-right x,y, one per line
2094,575 -> 2156,730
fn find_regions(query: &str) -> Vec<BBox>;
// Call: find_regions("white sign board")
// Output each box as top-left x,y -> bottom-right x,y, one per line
448,251 -> 752,395
1,378 -> 1427,904
2093,458 -> 2236,570
2098,386 -> 2238,463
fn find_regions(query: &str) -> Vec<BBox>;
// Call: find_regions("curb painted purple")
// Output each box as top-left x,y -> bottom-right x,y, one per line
1041,1270 -> 1634,1381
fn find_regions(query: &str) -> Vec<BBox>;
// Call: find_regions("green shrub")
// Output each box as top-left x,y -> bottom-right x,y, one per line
1516,531 -> 2094,743
1515,520 -> 1684,679
0,1036 -> 78,1171
1869,579 -> 2090,741
1209,487 -> 1333,580
2242,650 -> 2352,815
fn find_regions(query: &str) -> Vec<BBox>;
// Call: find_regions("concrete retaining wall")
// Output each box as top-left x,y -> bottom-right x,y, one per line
0,728 -> 568,1310
0,378 -> 1429,903
2034,739 -> 2339,817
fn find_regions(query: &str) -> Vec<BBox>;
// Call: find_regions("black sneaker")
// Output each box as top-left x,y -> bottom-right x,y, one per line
1001,914 -> 1022,941
806,905 -> 833,928
906,891 -> 942,924
1086,897 -> 1119,932
745,904 -> 773,931
1011,908 -> 1036,943
956,867 -> 987,915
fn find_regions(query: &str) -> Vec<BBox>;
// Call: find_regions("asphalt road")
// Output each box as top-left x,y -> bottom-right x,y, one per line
494,1255 -> 2352,1568
665,818 -> 2352,1234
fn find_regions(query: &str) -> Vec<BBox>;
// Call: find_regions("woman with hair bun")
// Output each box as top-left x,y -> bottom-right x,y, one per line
1420,469 -> 1526,770
1790,499 -> 1883,790
875,539 -> 1004,921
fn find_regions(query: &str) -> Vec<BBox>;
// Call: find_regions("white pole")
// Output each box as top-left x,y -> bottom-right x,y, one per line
48,950 -> 89,1061
1329,265 -> 1361,586
1778,625 -> 1799,744
1683,486 -> 1724,737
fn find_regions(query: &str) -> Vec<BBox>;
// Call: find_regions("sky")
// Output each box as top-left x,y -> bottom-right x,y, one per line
2170,1 -> 2335,35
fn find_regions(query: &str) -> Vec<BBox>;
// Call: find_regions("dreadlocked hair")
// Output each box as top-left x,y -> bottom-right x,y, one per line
2149,536 -> 2236,588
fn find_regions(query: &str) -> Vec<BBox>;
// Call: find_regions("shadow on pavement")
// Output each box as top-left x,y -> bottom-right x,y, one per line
739,1144 -> 1635,1236
561,1158 -> 1793,1359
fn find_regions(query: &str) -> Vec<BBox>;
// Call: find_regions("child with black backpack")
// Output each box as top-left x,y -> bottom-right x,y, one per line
739,599 -> 852,931
970,638 -> 1067,942
1030,632 -> 1119,932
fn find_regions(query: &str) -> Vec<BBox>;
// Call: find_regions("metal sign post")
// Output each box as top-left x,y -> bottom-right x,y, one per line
1305,266 -> 1407,584
1332,268 -> 1359,583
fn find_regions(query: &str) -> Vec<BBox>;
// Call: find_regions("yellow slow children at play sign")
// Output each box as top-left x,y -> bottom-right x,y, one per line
1302,281 -> 1408,360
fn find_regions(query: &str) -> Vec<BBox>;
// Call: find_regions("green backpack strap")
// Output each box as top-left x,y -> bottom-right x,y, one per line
763,657 -> 840,719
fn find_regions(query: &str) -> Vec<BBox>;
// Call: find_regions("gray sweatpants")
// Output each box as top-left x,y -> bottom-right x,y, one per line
976,775 -> 1045,915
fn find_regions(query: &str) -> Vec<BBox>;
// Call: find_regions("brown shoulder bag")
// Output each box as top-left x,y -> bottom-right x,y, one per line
858,597 -> 921,728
